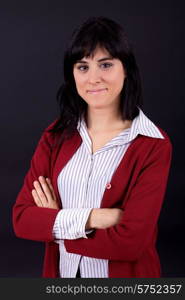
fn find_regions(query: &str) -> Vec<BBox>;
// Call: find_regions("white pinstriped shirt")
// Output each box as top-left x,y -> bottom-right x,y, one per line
52,107 -> 164,278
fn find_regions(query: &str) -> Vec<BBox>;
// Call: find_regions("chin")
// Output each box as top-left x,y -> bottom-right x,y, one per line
89,103 -> 109,109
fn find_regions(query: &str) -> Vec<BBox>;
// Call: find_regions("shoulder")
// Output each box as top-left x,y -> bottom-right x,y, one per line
129,127 -> 172,172
44,118 -> 59,132
136,107 -> 172,148
41,118 -> 73,149
37,119 -> 60,149
138,124 -> 172,147
131,126 -> 172,163
155,126 -> 173,153
156,126 -> 171,142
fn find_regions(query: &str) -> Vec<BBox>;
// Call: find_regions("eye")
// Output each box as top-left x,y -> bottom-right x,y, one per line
100,62 -> 113,69
76,65 -> 88,72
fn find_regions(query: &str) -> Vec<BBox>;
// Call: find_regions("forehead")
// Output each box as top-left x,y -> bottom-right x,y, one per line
82,46 -> 112,61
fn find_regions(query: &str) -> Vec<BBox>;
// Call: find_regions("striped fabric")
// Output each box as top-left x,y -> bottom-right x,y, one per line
52,107 -> 164,278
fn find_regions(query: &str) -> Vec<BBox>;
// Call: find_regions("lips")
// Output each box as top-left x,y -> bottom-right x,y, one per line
87,88 -> 107,94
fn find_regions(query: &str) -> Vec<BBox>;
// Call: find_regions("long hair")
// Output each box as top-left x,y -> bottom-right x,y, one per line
48,16 -> 143,140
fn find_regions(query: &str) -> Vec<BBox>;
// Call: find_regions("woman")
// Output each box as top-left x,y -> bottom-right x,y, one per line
13,16 -> 172,278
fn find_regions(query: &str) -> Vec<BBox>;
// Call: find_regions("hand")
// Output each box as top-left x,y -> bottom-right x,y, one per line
31,176 -> 59,209
86,208 -> 123,230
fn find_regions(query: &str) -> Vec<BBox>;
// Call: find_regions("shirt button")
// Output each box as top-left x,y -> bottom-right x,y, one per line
106,183 -> 111,189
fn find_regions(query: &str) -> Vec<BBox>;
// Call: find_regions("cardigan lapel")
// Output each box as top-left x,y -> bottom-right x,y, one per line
99,135 -> 142,209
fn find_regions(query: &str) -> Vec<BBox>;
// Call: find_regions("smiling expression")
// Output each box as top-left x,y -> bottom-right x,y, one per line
73,46 -> 126,110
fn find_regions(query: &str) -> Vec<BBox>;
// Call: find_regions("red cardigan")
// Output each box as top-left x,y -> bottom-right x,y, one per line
13,120 -> 172,278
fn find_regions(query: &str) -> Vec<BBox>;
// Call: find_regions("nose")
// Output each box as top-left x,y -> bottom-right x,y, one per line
87,67 -> 101,84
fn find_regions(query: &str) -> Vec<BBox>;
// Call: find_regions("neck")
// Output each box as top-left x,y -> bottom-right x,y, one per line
85,106 -> 128,132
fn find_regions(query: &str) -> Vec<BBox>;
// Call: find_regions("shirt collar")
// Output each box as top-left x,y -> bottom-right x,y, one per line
77,107 -> 164,152
127,107 -> 165,142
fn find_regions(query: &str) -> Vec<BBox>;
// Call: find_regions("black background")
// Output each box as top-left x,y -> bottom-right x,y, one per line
0,0 -> 185,277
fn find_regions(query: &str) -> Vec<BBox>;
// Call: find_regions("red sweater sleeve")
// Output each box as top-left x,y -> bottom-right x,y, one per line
64,139 -> 172,261
12,122 -> 60,242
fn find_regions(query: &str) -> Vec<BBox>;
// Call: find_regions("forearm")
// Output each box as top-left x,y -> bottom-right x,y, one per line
53,208 -> 94,240
85,208 -> 123,230
13,205 -> 60,242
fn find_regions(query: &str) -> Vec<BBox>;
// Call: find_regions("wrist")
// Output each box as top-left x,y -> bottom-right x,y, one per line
85,209 -> 96,230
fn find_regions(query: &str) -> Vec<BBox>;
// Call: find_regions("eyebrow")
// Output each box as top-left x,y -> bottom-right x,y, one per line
75,56 -> 113,63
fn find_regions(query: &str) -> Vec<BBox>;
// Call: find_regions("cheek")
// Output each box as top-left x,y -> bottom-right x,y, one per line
117,69 -> 126,86
73,74 -> 86,91
107,73 -> 125,90
76,82 -> 86,96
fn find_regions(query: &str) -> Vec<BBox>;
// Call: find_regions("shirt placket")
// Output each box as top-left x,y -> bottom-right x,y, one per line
84,154 -> 94,205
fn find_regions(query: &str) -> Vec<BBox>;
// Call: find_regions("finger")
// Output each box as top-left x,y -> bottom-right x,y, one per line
31,189 -> 43,207
38,176 -> 55,202
46,178 -> 54,191
33,180 -> 48,206
46,178 -> 57,201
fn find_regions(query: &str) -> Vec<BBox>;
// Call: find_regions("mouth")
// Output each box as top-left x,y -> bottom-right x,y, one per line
87,88 -> 108,94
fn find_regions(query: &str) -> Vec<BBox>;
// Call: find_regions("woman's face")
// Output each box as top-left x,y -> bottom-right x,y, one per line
73,46 -> 126,110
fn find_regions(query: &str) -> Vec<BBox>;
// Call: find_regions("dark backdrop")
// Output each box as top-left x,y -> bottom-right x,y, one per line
0,0 -> 184,277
